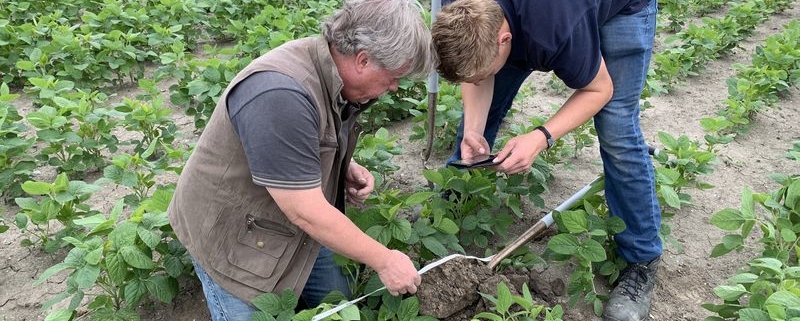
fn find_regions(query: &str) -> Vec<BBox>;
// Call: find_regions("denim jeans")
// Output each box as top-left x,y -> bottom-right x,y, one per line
192,246 -> 352,321
448,0 -> 662,263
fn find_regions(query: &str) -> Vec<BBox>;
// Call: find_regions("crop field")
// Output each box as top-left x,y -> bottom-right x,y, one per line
1,0 -> 799,320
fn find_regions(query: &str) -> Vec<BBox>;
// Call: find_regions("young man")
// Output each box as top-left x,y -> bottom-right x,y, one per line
168,0 -> 434,319
432,0 -> 661,320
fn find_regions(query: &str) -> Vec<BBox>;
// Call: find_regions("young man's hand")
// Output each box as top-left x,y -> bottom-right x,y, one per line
493,130 -> 548,174
460,131 -> 491,160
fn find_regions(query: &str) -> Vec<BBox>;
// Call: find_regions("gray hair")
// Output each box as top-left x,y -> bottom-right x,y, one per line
322,0 -> 435,80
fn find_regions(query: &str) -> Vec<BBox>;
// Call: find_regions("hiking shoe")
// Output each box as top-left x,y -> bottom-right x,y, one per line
603,256 -> 660,321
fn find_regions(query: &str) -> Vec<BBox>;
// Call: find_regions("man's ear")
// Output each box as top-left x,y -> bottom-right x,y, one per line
355,50 -> 369,73
498,31 -> 512,46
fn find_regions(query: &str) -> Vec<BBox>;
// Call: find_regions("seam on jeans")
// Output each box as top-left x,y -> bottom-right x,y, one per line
203,270 -> 229,321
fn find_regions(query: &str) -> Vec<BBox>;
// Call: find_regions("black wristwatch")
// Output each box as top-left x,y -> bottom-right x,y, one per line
534,125 -> 554,149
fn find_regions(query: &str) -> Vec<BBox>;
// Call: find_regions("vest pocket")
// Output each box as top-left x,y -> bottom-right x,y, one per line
226,214 -> 295,279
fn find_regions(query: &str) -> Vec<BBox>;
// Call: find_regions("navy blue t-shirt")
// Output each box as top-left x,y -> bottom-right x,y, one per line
440,0 -> 648,89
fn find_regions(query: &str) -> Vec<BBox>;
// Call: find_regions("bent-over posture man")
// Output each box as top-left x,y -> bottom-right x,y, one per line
168,0 -> 434,319
432,0 -> 660,320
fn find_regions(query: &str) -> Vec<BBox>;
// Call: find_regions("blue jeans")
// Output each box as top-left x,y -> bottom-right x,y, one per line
192,246 -> 352,321
448,0 -> 662,263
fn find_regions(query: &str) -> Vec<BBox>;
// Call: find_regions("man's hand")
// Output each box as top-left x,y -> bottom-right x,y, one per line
460,131 -> 491,160
375,249 -> 421,296
493,130 -> 548,174
345,161 -> 374,204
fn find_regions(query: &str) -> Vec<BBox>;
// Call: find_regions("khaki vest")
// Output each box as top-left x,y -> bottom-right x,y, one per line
168,36 -> 363,302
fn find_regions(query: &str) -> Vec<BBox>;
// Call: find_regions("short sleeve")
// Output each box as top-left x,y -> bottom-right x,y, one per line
226,72 -> 322,189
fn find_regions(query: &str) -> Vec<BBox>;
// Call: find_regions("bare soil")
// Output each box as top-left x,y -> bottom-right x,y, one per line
2,4 -> 800,321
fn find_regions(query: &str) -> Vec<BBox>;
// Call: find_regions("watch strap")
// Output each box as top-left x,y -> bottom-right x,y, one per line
534,125 -> 554,149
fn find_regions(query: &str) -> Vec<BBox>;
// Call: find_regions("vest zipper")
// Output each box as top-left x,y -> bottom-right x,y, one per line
246,214 -> 254,232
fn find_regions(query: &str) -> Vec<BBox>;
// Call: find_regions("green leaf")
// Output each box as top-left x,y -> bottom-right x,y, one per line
434,217 -> 459,235
421,236 -> 447,257
278,288 -> 298,311
138,188 -> 173,213
62,237 -> 83,248
142,212 -> 170,229
710,243 -> 734,258
785,179 -> 799,211
506,196 -> 521,217
21,181 -> 51,195
366,225 -> 387,244
44,309 -> 73,321
721,234 -> 744,250
202,67 -> 221,82
252,312 -> 276,321
106,252 -> 127,284
119,245 -> 156,269
422,170 -> 444,186
389,219 -> 413,241
403,192 -> 435,206
73,214 -> 107,228
780,228 -> 797,242
160,52 -> 178,64
764,290 -> 800,309
472,312 -> 504,321
187,80 -> 209,95
15,60 -> 35,71
728,273 -> 759,284
103,164 -> 125,182
606,216 -> 627,234
398,297 -> 420,321
164,255 -> 185,278
713,284 -> 747,301
137,226 -> 160,249
660,185 -> 681,208
339,304 -> 360,321
84,247 -> 103,265
495,282 -> 512,314
740,188 -> 755,219
750,258 -> 782,275
738,308 -> 770,321
145,275 -> 178,303
547,234 -> 580,255
577,238 -> 607,262
68,180 -> 102,195
74,264 -> 101,289
88,219 -> 116,237
124,279 -> 147,307
252,292 -> 282,313
14,197 -> 38,212
35,263 -> 71,285
559,210 -> 588,233
52,97 -> 77,109
710,209 -> 745,230
109,221 -> 137,249
53,173 -> 68,191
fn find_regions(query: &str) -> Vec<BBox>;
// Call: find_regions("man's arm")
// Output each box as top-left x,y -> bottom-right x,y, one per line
458,76 -> 496,160
266,187 -> 420,296
494,58 -> 613,174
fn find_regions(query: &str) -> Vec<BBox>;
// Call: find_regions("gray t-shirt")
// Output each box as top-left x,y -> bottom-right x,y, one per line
226,71 -> 323,189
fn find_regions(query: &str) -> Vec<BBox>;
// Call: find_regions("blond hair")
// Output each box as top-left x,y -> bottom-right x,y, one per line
431,0 -> 505,82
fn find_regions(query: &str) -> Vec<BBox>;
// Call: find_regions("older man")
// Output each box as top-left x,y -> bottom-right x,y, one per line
168,0 -> 434,319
